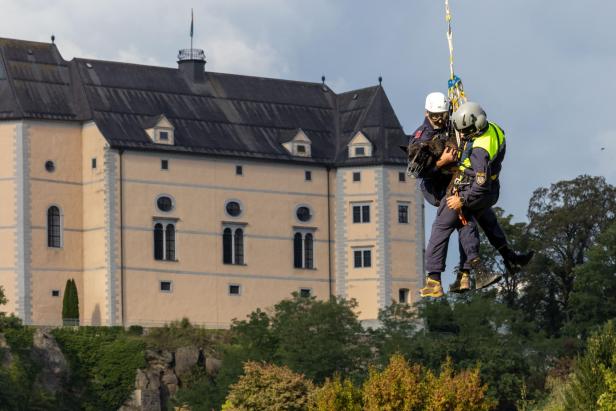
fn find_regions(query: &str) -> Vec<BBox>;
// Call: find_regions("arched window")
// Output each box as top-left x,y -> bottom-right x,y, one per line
223,226 -> 245,265
223,228 -> 233,264
304,233 -> 313,269
165,224 -> 175,261
47,206 -> 62,248
293,231 -> 315,269
294,233 -> 303,268
154,223 -> 164,260
234,229 -> 244,265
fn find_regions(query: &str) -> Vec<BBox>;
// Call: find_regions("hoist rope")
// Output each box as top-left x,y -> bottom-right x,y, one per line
445,0 -> 467,113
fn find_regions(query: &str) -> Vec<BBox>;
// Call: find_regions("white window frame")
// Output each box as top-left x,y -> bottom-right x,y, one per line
160,280 -> 173,293
351,202 -> 371,224
352,247 -> 373,268
46,204 -> 64,249
294,204 -> 314,224
153,219 -> 178,262
397,202 -> 410,224
293,228 -> 316,269
223,223 -> 247,265
228,283 -> 242,296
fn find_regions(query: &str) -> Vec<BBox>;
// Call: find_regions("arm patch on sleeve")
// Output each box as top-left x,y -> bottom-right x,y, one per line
475,172 -> 487,186
414,129 -> 423,139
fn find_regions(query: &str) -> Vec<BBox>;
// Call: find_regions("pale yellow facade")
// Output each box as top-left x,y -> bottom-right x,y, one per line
0,117 -> 424,327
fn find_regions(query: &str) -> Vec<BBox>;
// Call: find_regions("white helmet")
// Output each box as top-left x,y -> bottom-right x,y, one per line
425,92 -> 450,113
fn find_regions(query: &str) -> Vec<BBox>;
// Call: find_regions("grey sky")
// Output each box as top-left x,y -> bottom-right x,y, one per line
3,0 -> 614,280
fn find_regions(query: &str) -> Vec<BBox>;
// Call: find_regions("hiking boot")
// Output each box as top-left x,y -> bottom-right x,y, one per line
503,250 -> 535,273
470,258 -> 502,289
420,278 -> 444,298
449,269 -> 471,294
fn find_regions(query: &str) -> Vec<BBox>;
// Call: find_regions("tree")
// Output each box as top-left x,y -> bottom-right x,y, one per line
62,279 -> 79,325
567,221 -> 616,338
310,374 -> 362,411
477,207 -> 532,308
563,320 -> 616,410
222,362 -> 314,411
520,175 -> 616,335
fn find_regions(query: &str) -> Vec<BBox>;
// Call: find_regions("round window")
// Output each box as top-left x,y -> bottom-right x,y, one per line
296,206 -> 312,222
157,196 -> 174,212
226,201 -> 242,217
45,160 -> 55,173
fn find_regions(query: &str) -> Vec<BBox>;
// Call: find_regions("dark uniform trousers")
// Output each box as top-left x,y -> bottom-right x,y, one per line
425,181 -> 503,273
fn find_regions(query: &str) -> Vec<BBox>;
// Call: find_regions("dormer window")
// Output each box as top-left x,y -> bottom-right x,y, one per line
348,131 -> 373,159
282,129 -> 312,158
145,115 -> 175,146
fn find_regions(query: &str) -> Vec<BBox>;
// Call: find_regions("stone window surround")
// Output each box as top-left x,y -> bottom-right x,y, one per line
153,218 -> 179,262
46,203 -> 64,249
293,227 -> 316,270
352,246 -> 373,268
160,280 -> 173,293
222,222 -> 247,265
155,194 -> 175,213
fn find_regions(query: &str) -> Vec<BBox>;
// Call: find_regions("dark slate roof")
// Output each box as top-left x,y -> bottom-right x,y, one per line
0,37 -> 407,166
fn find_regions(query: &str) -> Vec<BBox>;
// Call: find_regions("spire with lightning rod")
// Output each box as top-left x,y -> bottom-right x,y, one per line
190,8 -> 194,52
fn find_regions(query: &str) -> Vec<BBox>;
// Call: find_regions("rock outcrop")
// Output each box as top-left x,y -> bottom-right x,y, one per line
31,329 -> 69,394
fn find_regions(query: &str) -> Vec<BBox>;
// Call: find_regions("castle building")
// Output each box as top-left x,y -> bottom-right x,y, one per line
0,38 -> 424,327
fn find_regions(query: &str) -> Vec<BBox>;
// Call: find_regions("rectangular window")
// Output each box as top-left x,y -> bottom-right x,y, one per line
160,281 -> 172,292
159,131 -> 169,141
352,204 -> 370,224
399,288 -> 410,303
398,172 -> 406,182
223,226 -> 245,265
161,159 -> 169,170
297,145 -> 306,153
91,158 -> 97,169
236,165 -> 243,175
398,204 -> 409,224
354,250 -> 363,268
352,172 -> 361,182
355,147 -> 365,156
305,170 -> 312,181
299,288 -> 312,298
51,290 -> 60,297
229,284 -> 241,296
353,249 -> 372,268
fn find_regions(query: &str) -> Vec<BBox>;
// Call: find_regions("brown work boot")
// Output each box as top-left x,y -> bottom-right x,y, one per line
449,269 -> 471,294
503,249 -> 535,273
470,258 -> 502,289
420,278 -> 444,298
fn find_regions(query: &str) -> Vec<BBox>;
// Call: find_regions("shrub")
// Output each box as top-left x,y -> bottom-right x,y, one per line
222,361 -> 314,410
310,374 -> 362,411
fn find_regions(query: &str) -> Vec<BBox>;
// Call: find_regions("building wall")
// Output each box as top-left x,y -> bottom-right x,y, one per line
28,122 -> 84,325
119,152 -> 332,326
81,123 -> 110,325
0,119 -> 424,326
0,122 -> 17,315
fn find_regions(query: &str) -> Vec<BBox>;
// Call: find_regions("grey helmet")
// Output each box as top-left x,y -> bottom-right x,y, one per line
452,102 -> 488,134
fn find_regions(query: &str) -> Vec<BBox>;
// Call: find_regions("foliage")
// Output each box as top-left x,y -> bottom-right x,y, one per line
567,221 -> 616,338
61,278 -> 79,323
598,360 -> 616,411
563,320 -> 616,411
521,175 -> 616,335
362,354 -> 495,411
169,366 -> 218,411
369,302 -> 419,364
222,361 -> 314,411
310,374 -> 362,411
231,294 -> 369,383
362,354 -> 426,410
0,286 -> 21,331
144,317 -> 228,351
52,327 -> 146,410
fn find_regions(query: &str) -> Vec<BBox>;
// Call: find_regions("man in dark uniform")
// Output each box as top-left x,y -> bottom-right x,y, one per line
413,97 -> 532,297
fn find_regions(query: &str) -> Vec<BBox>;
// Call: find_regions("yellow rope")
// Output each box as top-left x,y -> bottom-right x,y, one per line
445,0 -> 467,112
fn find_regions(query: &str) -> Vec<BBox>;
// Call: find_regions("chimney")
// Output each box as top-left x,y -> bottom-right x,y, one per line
177,48 -> 206,82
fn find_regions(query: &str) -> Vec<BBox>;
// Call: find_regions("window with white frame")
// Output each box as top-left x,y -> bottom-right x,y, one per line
47,205 -> 63,248
154,220 -> 176,261
352,203 -> 370,224
223,225 -> 245,265
293,230 -> 315,269
398,203 -> 409,224
353,248 -> 372,268
160,281 -> 173,293
399,288 -> 410,304
229,284 -> 241,296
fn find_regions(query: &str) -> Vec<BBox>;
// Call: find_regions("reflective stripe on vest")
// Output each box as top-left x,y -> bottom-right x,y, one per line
459,122 -> 505,172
